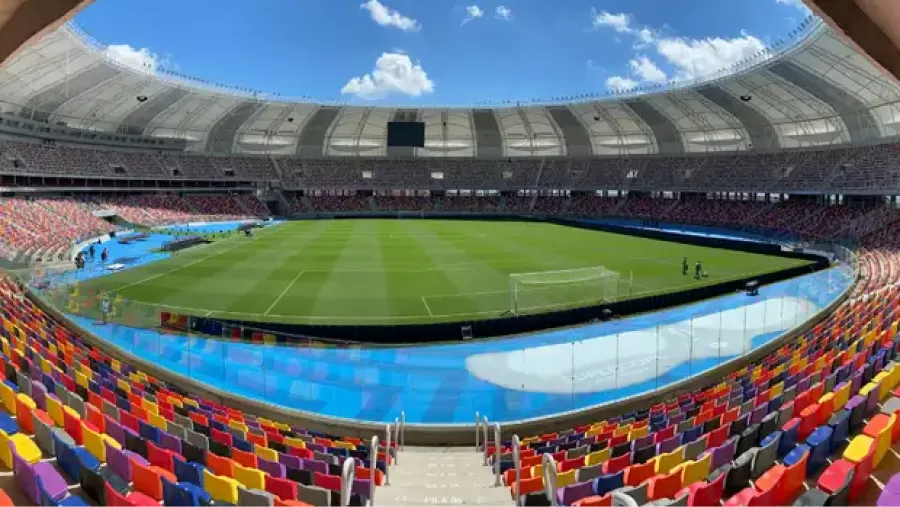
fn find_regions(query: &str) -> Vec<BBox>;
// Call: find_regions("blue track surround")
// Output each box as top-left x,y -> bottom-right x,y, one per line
51,220 -> 853,425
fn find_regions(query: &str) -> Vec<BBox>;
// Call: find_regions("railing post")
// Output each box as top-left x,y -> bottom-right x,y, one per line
512,435 -> 521,507
369,435 -> 379,506
542,453 -> 558,506
474,411 -> 480,451
493,423 -> 502,487
384,423 -> 392,486
400,410 -> 405,451
340,457 -> 356,507
393,417 -> 400,466
481,416 -> 489,465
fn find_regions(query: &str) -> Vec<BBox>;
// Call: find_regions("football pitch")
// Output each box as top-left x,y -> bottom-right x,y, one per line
73,220 -> 813,325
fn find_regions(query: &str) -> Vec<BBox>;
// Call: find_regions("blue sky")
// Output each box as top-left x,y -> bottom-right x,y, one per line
75,0 -> 813,106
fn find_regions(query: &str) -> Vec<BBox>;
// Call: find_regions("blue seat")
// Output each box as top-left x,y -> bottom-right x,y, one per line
778,419 -> 800,459
828,410 -> 850,451
805,426 -> 833,475
0,412 -> 18,435
174,455 -> 205,487
592,471 -> 624,496
138,421 -> 160,444
681,425 -> 702,445
784,443 -> 810,467
233,436 -> 253,452
54,433 -> 98,482
162,476 -> 211,507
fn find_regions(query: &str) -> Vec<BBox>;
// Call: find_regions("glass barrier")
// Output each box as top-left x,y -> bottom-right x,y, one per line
16,246 -> 859,425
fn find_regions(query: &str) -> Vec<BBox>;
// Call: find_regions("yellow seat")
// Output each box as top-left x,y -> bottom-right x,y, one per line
204,469 -> 240,504
653,447 -> 684,475
584,448 -> 611,467
873,371 -> 891,401
332,441 -> 355,450
556,469 -> 576,488
770,381 -> 784,399
0,383 -> 15,416
860,382 -> 879,400
82,423 -> 108,462
229,420 -> 249,434
0,429 -> 41,468
864,414 -> 895,468
147,412 -> 167,430
46,396 -> 64,428
679,454 -> 711,487
842,435 -> 875,464
629,426 -> 648,440
834,383 -> 851,411
233,463 -> 266,490
255,446 -> 278,462
284,437 -> 306,449
531,464 -> 545,479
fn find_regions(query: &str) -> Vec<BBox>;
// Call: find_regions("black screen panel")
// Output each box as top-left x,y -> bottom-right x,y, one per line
387,121 -> 425,147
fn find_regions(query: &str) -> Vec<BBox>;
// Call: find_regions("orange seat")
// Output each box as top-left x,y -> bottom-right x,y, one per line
572,494 -> 612,506
274,499 -> 312,507
648,469 -> 682,501
206,452 -> 235,478
755,448 -> 808,505
511,476 -> 544,498
623,461 -> 655,487
232,447 -> 258,468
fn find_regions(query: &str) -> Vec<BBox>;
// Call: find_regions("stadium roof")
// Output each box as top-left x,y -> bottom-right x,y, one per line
1,20 -> 899,157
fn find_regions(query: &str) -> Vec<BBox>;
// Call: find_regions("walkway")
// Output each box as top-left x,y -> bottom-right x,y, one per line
388,448 -> 511,506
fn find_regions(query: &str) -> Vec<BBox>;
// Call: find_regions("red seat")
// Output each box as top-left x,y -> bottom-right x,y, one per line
511,476 -> 543,498
683,470 -> 725,506
147,441 -> 177,474
205,452 -> 235,478
231,448 -> 257,468
314,472 -> 341,492
266,475 -> 299,501
817,459 -> 853,496
602,453 -> 630,474
503,467 -> 532,487
559,457 -> 583,473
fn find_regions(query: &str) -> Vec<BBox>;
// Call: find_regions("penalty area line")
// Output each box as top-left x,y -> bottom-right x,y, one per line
421,296 -> 435,317
264,270 -> 305,316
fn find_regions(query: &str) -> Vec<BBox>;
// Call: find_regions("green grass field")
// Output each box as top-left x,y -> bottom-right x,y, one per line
72,220 -> 813,325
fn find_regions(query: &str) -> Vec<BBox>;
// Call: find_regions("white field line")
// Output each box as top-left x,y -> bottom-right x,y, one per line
265,270 -> 306,316
98,239 -> 251,297
421,296 -> 435,317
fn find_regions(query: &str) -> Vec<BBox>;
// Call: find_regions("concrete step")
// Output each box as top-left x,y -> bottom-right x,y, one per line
385,447 -> 512,506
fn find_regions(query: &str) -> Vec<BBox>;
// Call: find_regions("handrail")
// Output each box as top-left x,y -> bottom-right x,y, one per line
474,411 -> 480,451
384,423 -> 392,486
340,457 -> 356,507
481,416 -> 490,465
492,422 -> 502,487
393,417 -> 400,466
542,453 -> 558,506
512,434 -> 522,507
369,435 -> 379,506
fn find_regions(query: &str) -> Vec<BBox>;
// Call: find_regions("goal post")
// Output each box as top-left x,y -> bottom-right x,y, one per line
508,266 -> 621,315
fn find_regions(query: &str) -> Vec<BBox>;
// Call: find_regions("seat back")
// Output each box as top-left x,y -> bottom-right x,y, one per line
751,432 -> 779,480
648,469 -> 682,501
203,469 -> 240,504
778,448 -> 809,505
131,456 -> 164,501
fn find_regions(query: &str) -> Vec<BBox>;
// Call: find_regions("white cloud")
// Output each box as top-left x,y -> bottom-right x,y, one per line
776,0 -> 809,10
341,52 -> 435,99
606,76 -> 638,91
105,44 -> 161,72
592,10 -> 632,34
656,33 -> 766,80
360,0 -> 420,32
630,55 -> 667,83
495,6 -> 512,20
462,5 -> 484,25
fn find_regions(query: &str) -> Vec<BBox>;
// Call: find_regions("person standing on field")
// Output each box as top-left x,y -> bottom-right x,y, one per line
682,257 -> 688,276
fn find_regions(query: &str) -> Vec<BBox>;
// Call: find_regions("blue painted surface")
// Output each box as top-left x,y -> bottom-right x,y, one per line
52,221 -> 854,425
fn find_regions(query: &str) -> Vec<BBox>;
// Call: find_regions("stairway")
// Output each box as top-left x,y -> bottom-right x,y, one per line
387,447 -> 512,506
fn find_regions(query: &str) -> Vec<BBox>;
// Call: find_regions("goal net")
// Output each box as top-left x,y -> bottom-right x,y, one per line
509,266 -> 620,315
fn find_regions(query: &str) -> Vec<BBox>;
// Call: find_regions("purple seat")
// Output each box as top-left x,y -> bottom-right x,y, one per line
749,405 -> 767,425
106,442 -> 132,482
302,458 -> 328,474
558,480 -> 594,505
668,413 -> 685,426
258,457 -> 286,478
279,453 -> 301,470
796,376 -> 810,393
307,443 -> 326,453
877,473 -> 900,506
105,419 -> 125,446
850,372 -> 863,395
632,435 -> 654,451
12,448 -> 68,504
657,435 -> 680,454
578,437 -> 596,448
158,430 -> 182,454
30,382 -> 47,410
352,478 -> 371,502
708,436 -> 737,470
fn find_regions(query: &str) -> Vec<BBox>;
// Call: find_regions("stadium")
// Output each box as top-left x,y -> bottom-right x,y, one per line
0,0 -> 895,505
